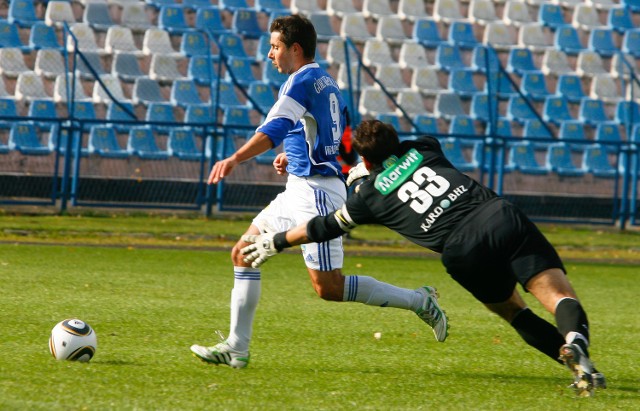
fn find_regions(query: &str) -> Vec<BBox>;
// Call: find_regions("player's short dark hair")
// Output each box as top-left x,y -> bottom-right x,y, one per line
270,15 -> 317,60
352,120 -> 400,166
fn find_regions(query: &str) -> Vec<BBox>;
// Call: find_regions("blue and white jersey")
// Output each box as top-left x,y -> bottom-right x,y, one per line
257,63 -> 348,178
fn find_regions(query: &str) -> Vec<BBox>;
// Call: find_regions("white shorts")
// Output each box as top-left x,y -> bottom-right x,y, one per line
253,174 -> 346,271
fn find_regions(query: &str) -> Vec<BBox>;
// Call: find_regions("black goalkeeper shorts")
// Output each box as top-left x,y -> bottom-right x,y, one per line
441,198 -> 565,304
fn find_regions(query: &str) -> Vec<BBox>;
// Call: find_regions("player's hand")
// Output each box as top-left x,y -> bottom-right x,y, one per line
240,233 -> 280,268
208,157 -> 238,184
346,162 -> 369,187
273,153 -> 288,175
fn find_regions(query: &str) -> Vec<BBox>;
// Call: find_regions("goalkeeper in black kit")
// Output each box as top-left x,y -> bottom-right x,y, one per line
241,120 -> 606,397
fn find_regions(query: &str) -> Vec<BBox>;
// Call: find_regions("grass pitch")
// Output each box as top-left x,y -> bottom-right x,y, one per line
0,214 -> 639,409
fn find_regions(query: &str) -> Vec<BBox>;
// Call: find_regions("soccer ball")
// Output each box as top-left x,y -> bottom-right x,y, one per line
49,319 -> 97,362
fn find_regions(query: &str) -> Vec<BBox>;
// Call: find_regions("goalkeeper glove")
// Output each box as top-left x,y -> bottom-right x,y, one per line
346,162 -> 369,189
241,233 -> 280,268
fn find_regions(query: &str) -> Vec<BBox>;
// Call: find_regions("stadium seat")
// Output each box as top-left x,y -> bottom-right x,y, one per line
340,13 -> 373,43
231,8 -> 263,39
579,98 -> 610,125
143,28 -> 183,58
70,101 -> 98,131
588,29 -> 618,57
622,29 -> 640,58
615,101 -> 640,126
608,6 -> 635,34
413,18 -> 446,49
572,4 -> 604,31
170,79 -> 207,107
247,81 -> 276,114
503,0 -> 533,27
256,0 -> 288,13
398,42 -> 430,69
290,0 -> 320,14
489,118 -> 515,139
146,0 -> 174,8
0,48 -> 30,78
555,74 -> 585,103
34,49 -> 66,80
376,16 -> 407,45
48,125 -> 89,157
375,64 -> 409,93
558,120 -> 588,150
158,5 -> 190,34
507,96 -> 538,123
413,114 -> 439,135
590,73 -> 622,103
577,51 -> 607,77
546,142 -> 586,176
75,51 -> 107,80
435,44 -> 466,72
195,7 -> 227,36
216,80 -> 244,108
146,102 -> 176,133
83,2 -> 114,32
256,33 -> 271,61
28,99 -> 57,128
398,0 -> 428,21
93,74 -> 128,104
112,52 -> 145,83
220,0 -> 250,12
522,119 -> 554,148
376,113 -> 403,130
149,55 -> 186,84
470,93 -> 492,122
554,26 -> 585,55
543,96 -> 573,125
88,125 -> 129,158
127,126 -> 170,160
433,0 -> 464,24
0,98 -> 18,129
308,12 -> 338,41
326,38 -> 358,65
448,21 -> 479,50
541,49 -> 573,76
218,33 -> 249,59
358,88 -> 393,117
595,122 -> 624,151
121,2 -> 152,33
509,142 -> 548,175
15,72 -> 50,102
521,71 -> 551,101
188,55 -> 220,86
470,45 -> 499,73
168,128 -> 202,161
53,74 -> 91,103
506,48 -> 537,76
395,90 -> 425,116
45,1 -> 75,28
105,102 -> 137,132
622,0 -> 640,12
132,77 -> 166,105
67,23 -> 106,55
362,0 -> 394,19
588,0 -> 618,10
539,4 -> 566,31
434,92 -> 466,120
0,20 -> 28,51
441,137 -> 476,172
184,105 -> 215,126
262,62 -> 288,88
327,0 -> 357,17
8,0 -> 40,27
448,68 -> 480,98
9,123 -> 51,155
105,26 -> 143,56
29,22 -> 62,50
448,115 -> 479,147
483,21 -> 517,50
517,22 -> 552,52
183,0 -> 214,9
222,107 -> 254,130
225,57 -> 257,87
484,71 -> 516,99
582,144 -> 617,177
469,0 -> 498,26
472,142 -> 511,173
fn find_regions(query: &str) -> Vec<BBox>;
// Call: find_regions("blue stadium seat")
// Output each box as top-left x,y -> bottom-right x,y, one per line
448,115 -> 479,147
225,56 -> 257,87
159,5 -> 190,34
29,22 -> 62,50
256,33 -> 271,61
622,29 -> 640,58
413,114 -> 439,135
0,20 -> 29,51
75,51 -> 106,80
522,119 -> 553,148
413,18 -> 446,48
222,106 -> 254,128
608,6 -> 634,34
509,142 -> 548,175
71,101 -> 97,131
588,29 -> 618,57
9,123 -> 51,155
8,0 -> 40,27
489,118 -> 515,139
595,122 -> 624,151
484,71 -> 516,99
127,126 -> 170,160
546,142 -> 586,176
106,102 -> 137,133
48,125 -> 89,157
146,102 -> 176,133
521,71 -> 550,101
256,0 -> 288,13
558,120 -> 588,150
112,52 -> 145,83
473,142 -> 511,173
183,0 -> 214,9
185,105 -> 215,126
539,4 -> 566,31
216,80 -> 244,108
448,21 -> 478,50
28,99 -> 57,128
188,56 -> 220,86
133,77 -> 167,106
615,101 -> 640,125
220,0 -> 250,12
247,81 -> 275,113
448,68 -> 479,98
0,98 -> 19,129
622,0 -> 640,12
83,2 -> 115,32
171,79 -> 207,107
583,144 -> 617,178
218,33 -> 249,59
506,48 -> 537,76
232,8 -> 264,39
440,137 -> 476,172
146,0 -> 174,9
579,98 -> 610,125
435,44 -> 466,72
554,26 -> 585,55
556,74 -> 585,103
168,128 -> 202,161
195,7 -> 228,36
181,31 -> 211,57
470,45 -> 499,73
543,96 -> 573,125
88,125 -> 129,158
506,96 -> 538,123
308,12 -> 337,41
262,62 -> 288,88
470,93 -> 492,122
376,113 -> 402,130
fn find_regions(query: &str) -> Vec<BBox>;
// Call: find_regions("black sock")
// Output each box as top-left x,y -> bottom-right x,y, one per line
555,297 -> 590,356
510,308 -> 565,364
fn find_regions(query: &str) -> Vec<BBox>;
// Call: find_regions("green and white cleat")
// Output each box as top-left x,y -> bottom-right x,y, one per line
190,339 -> 250,369
415,286 -> 449,342
559,343 -> 602,397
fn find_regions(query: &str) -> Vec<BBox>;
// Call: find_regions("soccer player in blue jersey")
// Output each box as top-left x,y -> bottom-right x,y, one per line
190,15 -> 447,368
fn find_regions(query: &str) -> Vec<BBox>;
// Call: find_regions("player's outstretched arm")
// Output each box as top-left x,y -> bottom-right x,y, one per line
207,132 -> 275,184
241,224 -> 310,268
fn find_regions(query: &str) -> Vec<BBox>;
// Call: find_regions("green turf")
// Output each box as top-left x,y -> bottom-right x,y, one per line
0,242 -> 637,410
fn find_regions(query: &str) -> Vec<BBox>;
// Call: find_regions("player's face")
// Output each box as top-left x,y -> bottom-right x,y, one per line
268,31 -> 295,75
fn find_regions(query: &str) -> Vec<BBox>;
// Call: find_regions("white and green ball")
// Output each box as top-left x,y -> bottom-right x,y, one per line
49,319 -> 97,362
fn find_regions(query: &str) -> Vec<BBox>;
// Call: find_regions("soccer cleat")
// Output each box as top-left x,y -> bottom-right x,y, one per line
190,340 -> 250,369
559,343 -> 603,397
415,286 -> 449,342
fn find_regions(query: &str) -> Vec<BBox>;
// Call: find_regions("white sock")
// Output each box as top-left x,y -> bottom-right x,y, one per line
227,266 -> 261,352
343,275 -> 423,311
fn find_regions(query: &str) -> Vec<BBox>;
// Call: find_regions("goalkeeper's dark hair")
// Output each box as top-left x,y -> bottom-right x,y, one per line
270,14 -> 316,60
352,120 -> 400,167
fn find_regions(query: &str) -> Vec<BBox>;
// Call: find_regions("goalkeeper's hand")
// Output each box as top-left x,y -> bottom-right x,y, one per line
241,233 -> 280,268
346,162 -> 369,188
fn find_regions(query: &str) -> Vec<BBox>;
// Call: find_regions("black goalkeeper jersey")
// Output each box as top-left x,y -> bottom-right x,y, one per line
308,137 -> 498,253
